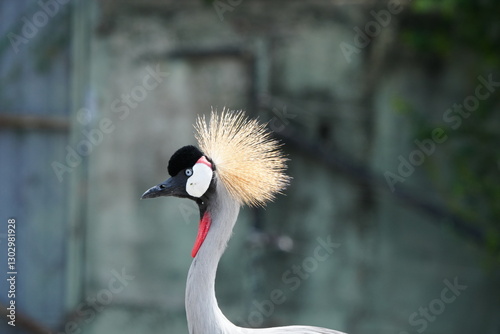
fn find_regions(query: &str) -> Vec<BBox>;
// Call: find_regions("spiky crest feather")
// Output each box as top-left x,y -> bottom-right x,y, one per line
195,108 -> 290,207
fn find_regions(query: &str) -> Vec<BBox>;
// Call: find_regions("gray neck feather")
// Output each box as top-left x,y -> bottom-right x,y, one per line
184,179 -> 345,334
185,179 -> 241,334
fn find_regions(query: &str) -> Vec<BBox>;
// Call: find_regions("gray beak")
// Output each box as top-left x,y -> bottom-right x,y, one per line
140,175 -> 187,199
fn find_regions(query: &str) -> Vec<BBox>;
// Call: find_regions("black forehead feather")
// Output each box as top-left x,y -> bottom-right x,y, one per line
168,145 -> 203,176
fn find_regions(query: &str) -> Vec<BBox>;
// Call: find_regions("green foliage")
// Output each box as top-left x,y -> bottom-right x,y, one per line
403,0 -> 500,262
404,0 -> 500,68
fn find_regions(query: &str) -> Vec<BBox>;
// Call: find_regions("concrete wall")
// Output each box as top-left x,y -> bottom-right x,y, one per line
66,1 -> 500,334
0,2 -> 71,333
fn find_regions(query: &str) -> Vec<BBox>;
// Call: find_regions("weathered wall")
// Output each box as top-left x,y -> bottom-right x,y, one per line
0,1 -> 71,333
67,2 -> 500,334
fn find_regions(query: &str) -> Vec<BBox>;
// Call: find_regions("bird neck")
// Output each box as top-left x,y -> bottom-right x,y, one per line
185,181 -> 240,334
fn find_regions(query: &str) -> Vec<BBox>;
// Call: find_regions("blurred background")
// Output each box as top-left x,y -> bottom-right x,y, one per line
1,0 -> 499,333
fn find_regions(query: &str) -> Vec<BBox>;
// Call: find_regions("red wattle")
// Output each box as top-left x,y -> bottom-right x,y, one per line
196,156 -> 213,169
191,211 -> 211,258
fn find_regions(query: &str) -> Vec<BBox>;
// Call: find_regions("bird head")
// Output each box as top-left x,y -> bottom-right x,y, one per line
141,109 -> 291,257
141,145 -> 215,204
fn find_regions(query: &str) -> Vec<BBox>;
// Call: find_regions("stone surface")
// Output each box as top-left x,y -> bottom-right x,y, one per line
65,2 -> 500,334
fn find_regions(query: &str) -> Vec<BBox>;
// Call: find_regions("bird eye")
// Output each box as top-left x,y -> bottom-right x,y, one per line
185,168 -> 193,177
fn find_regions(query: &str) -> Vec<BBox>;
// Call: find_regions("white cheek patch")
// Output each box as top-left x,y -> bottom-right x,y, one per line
186,163 -> 213,197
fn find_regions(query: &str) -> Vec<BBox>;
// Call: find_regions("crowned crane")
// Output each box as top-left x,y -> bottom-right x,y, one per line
141,110 -> 346,334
